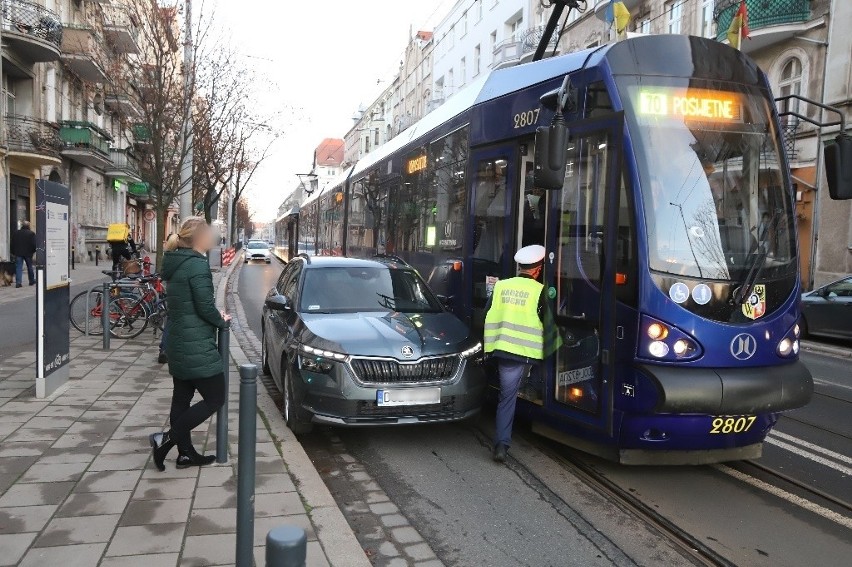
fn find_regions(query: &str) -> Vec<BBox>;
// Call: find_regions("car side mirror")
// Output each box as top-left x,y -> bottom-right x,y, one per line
265,294 -> 292,311
824,134 -> 852,200
436,294 -> 454,308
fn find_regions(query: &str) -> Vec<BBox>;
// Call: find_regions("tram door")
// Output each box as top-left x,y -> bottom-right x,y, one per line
543,114 -> 624,433
468,146 -> 519,334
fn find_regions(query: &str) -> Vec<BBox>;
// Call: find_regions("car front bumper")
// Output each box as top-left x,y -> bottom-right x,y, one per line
299,360 -> 486,426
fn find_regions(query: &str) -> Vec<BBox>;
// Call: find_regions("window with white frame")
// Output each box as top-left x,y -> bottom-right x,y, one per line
634,14 -> 651,34
460,57 -> 466,86
699,0 -> 714,37
665,0 -> 682,35
476,0 -> 482,22
461,11 -> 467,37
474,45 -> 481,77
448,68 -> 454,89
778,57 -> 804,122
450,25 -> 455,47
490,30 -> 497,53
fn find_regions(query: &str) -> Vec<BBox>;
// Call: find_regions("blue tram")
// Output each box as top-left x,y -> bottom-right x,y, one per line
292,34 -> 825,463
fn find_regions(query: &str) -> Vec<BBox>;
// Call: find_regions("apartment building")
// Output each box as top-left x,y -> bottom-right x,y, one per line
432,0 -> 530,108
1,0 -> 152,266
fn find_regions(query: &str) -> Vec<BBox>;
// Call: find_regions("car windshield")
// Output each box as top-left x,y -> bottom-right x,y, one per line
300,267 -> 443,314
247,242 -> 267,249
617,77 -> 797,281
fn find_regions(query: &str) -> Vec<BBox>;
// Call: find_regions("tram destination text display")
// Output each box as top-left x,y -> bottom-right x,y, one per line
637,88 -> 744,122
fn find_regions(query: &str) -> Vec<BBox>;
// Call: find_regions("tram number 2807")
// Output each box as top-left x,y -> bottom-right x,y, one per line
513,108 -> 541,129
709,415 -> 757,434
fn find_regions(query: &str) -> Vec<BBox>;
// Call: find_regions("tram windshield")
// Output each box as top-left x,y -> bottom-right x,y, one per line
618,78 -> 796,281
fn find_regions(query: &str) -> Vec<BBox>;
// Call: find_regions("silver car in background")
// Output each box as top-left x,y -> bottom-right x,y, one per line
245,240 -> 272,264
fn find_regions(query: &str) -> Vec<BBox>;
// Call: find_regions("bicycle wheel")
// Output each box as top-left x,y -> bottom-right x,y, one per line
108,297 -> 149,339
69,289 -> 105,335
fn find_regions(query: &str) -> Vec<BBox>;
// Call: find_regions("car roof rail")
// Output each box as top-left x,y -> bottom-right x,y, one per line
372,253 -> 410,266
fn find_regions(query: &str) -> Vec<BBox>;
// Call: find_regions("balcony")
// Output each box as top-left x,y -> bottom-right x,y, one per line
3,115 -> 62,167
492,36 -> 522,70
59,121 -> 113,169
106,148 -> 142,182
60,24 -> 108,83
0,0 -> 63,62
103,4 -> 140,54
519,24 -> 561,64
104,90 -> 142,118
715,0 -> 816,53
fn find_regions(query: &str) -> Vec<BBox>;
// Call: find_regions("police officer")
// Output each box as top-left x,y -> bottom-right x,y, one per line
484,244 -> 559,463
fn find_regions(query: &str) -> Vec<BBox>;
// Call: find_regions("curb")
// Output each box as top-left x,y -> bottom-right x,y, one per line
800,340 -> 852,359
217,255 -> 371,567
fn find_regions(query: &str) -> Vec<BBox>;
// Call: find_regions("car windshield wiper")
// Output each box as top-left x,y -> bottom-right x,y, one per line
732,209 -> 782,305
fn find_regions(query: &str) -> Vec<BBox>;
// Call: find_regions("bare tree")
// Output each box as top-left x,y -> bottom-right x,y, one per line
228,138 -> 272,245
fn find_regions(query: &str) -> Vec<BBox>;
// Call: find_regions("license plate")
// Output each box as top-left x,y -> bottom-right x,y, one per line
376,387 -> 441,407
709,415 -> 757,434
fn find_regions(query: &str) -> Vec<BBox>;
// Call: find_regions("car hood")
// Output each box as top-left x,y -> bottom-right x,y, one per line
297,311 -> 471,359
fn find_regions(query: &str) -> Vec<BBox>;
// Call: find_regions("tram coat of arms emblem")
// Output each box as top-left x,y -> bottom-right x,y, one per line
742,284 -> 767,320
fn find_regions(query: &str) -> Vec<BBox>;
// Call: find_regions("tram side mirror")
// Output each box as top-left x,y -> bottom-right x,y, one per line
824,134 -> 852,200
534,119 -> 569,190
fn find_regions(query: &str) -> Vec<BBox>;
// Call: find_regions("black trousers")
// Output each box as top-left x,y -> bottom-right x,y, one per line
169,374 -> 226,452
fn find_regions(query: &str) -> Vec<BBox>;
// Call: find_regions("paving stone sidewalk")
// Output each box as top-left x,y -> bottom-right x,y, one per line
0,258 -> 370,566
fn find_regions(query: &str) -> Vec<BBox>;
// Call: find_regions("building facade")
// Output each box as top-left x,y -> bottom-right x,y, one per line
1,0 -> 152,268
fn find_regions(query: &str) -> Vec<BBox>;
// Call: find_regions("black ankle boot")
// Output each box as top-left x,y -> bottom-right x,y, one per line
149,431 -> 175,471
175,447 -> 216,469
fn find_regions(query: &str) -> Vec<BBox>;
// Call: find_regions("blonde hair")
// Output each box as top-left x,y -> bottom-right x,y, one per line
165,217 -> 208,251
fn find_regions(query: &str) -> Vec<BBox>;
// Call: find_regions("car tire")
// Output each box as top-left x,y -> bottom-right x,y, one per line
261,327 -> 271,375
284,361 -> 313,435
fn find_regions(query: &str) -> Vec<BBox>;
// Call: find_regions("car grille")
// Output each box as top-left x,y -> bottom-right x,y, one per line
349,356 -> 459,384
356,397 -> 456,417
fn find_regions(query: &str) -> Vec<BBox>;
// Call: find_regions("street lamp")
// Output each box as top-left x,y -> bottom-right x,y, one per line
296,173 -> 319,195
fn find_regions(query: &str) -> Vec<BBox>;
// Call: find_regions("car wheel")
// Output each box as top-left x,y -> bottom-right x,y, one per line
261,327 -> 271,375
799,316 -> 809,339
284,361 -> 313,434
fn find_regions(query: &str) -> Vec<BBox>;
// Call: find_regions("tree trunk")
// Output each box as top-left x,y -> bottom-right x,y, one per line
155,207 -> 167,268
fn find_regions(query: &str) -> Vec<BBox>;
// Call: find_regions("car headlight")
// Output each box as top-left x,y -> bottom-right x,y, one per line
300,344 -> 348,360
460,342 -> 482,359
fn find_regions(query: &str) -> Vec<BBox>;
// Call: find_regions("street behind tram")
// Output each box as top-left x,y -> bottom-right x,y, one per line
237,259 -> 852,567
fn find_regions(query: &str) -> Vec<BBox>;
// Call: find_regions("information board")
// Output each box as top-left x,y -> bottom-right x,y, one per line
35,180 -> 71,398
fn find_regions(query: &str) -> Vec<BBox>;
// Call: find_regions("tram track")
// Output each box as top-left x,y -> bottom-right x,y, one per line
523,436 -> 737,567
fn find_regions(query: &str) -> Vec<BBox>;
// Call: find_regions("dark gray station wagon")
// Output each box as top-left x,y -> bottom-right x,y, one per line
261,255 -> 485,432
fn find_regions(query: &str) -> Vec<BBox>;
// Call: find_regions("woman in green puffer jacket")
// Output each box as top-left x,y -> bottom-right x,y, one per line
149,217 -> 231,470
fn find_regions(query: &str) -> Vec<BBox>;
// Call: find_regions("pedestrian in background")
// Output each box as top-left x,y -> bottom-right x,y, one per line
157,233 -> 175,365
109,223 -> 137,272
10,220 -> 36,288
150,218 -> 231,470
483,244 -> 560,463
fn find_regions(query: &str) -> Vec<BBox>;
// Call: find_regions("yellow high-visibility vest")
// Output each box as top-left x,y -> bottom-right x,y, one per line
484,277 -> 546,360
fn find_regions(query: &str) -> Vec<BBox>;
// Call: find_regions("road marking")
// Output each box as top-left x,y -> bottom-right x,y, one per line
769,430 -> 852,466
813,378 -> 852,393
714,465 -> 852,530
764,437 -> 852,476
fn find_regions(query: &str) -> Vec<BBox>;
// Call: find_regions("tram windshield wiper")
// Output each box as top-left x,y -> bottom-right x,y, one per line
732,210 -> 782,305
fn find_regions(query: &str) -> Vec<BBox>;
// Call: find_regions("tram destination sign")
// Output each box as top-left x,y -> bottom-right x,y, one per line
638,88 -> 743,122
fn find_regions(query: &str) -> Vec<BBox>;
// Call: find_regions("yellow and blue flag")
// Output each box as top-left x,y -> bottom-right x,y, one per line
605,1 -> 631,40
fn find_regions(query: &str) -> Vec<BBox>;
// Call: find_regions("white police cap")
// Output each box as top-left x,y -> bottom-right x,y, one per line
514,244 -> 546,266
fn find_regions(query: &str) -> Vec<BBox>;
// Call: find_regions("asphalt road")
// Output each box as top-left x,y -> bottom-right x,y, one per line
237,261 -> 852,566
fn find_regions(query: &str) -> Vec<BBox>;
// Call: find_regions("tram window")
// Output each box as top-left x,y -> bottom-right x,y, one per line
347,177 -> 386,257
394,128 -> 469,278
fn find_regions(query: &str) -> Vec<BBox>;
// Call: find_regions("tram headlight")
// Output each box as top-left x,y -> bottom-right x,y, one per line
777,338 -> 793,357
648,341 -> 670,358
793,340 -> 800,355
793,324 -> 801,338
647,323 -> 669,340
672,339 -> 691,356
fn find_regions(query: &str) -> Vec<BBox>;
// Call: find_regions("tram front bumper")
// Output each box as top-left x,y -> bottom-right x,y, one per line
638,360 -> 813,415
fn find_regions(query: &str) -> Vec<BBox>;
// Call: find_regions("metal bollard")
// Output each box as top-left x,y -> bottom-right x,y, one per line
101,282 -> 110,350
216,324 -> 231,464
71,247 -> 75,270
236,363 -> 258,567
95,246 -> 100,266
266,526 -> 307,567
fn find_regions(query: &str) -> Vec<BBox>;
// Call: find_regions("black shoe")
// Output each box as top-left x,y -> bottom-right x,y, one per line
175,448 -> 216,469
150,431 -> 175,471
29,281 -> 35,286
157,352 -> 168,364
493,444 -> 507,463
15,284 -> 22,288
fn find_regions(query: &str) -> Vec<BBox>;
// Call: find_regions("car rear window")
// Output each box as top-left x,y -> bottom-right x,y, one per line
247,242 -> 267,249
300,267 -> 442,314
